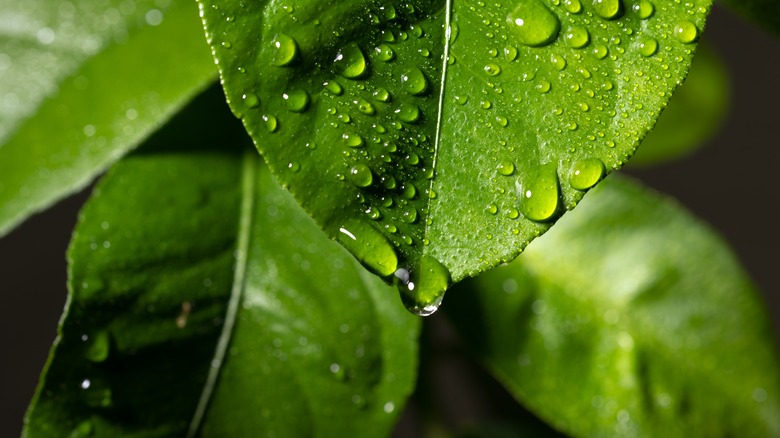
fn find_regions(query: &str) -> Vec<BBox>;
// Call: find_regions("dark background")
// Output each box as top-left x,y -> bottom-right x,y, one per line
1,5 -> 778,436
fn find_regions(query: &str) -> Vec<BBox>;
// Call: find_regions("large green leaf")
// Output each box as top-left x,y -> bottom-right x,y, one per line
447,176 -> 780,437
198,0 -> 712,313
0,0 -> 216,237
23,87 -> 420,437
629,44 -> 728,167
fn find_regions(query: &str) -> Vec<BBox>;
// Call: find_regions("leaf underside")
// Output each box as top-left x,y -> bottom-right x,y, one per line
23,88 -> 420,438
199,0 -> 712,311
447,175 -> 780,438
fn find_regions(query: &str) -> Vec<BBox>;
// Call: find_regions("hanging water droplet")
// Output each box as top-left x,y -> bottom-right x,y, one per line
565,26 -> 590,48
335,43 -> 368,79
349,164 -> 373,187
82,330 -> 110,363
283,89 -> 310,112
395,255 -> 451,317
516,163 -> 561,222
569,158 -> 605,190
673,21 -> 698,44
375,44 -> 395,62
638,36 -> 658,57
337,219 -> 398,276
271,33 -> 298,66
506,0 -> 561,47
592,0 -> 622,20
632,0 -> 654,19
242,92 -> 260,108
400,67 -> 429,95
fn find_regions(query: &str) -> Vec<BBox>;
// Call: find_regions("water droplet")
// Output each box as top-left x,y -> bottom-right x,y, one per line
498,160 -> 516,176
375,44 -> 395,62
592,44 -> 608,59
506,0 -> 561,47
504,46 -> 519,61
395,103 -> 421,123
335,43 -> 368,78
283,89 -> 310,112
342,132 -> 364,148
484,63 -> 501,76
638,37 -> 658,57
569,158 -> 605,190
400,67 -> 429,95
632,0 -> 654,19
454,95 -> 468,105
242,92 -> 260,108
372,88 -> 391,102
356,98 -> 376,115
271,33 -> 298,66
564,0 -> 583,13
395,256 -> 451,316
82,330 -> 110,363
673,21 -> 698,44
383,4 -> 397,20
592,0 -> 622,20
262,114 -> 278,132
337,220 -> 398,276
349,164 -> 373,187
516,163 -> 560,222
324,80 -> 344,95
551,54 -> 567,70
383,401 -> 395,413
536,80 -> 551,93
401,182 -> 418,199
79,377 -> 112,408
564,26 -> 590,48
403,208 -> 418,223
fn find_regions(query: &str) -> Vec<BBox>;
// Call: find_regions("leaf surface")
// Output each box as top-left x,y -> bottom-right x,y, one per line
199,0 -> 712,313
23,88 -> 420,438
0,0 -> 216,237
446,176 -> 780,437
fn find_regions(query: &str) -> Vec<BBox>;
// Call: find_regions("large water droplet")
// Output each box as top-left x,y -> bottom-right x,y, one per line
271,33 -> 298,66
400,67 -> 429,95
516,163 -> 560,222
82,330 -> 110,363
673,21 -> 698,44
506,0 -> 561,47
569,158 -> 605,190
638,37 -> 658,57
395,255 -> 451,316
335,43 -> 368,79
592,0 -> 622,20
375,44 -> 395,62
564,26 -> 590,48
283,89 -> 310,112
395,103 -> 421,123
349,164 -> 373,187
337,220 -> 398,277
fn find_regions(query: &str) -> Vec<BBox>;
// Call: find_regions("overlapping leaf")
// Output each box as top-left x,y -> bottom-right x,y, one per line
0,0 -> 216,236
447,176 -> 780,437
198,0 -> 713,313
23,88 -> 420,438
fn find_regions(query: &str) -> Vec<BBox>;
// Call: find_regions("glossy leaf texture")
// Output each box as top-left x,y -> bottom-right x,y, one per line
23,87 -> 420,438
199,0 -> 712,313
629,44 -> 728,167
0,0 -> 216,237
447,176 -> 780,437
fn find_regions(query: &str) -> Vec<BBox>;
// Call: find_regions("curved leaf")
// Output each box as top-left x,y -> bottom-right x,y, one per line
629,44 -> 728,167
0,0 -> 216,237
23,88 -> 420,437
198,0 -> 712,313
447,176 -> 780,437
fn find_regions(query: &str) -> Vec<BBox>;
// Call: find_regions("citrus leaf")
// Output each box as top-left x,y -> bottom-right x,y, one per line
198,0 -> 712,314
0,0 -> 217,237
629,44 -> 728,167
446,176 -> 780,437
23,87 -> 420,438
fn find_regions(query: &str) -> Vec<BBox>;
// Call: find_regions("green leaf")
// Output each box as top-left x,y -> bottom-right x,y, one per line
446,176 -> 780,437
723,0 -> 780,36
23,87 -> 420,437
0,0 -> 217,237
629,44 -> 729,167
198,0 -> 713,313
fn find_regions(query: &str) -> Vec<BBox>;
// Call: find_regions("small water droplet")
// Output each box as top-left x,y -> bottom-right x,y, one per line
565,26 -> 590,48
82,330 -> 110,363
262,114 -> 278,132
372,88 -> 391,102
355,98 -> 376,115
337,220 -> 398,276
638,36 -> 658,57
375,44 -> 395,62
536,80 -> 551,93
271,33 -> 299,66
283,89 -> 310,112
592,0 -> 622,20
504,45 -> 518,61
673,21 -> 698,44
592,44 -> 608,59
497,160 -> 516,176
395,103 -> 421,123
342,132 -> 364,147
506,0 -> 561,47
335,43 -> 368,78
516,163 -> 560,222
324,80 -> 344,95
349,164 -> 373,187
454,95 -> 468,105
400,67 -> 429,95
395,256 -> 451,316
551,54 -> 567,70
242,92 -> 260,108
484,63 -> 501,76
632,0 -> 654,19
569,158 -> 605,190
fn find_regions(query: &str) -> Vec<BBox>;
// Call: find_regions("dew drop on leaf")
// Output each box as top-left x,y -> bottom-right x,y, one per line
349,164 -> 373,188
271,33 -> 298,67
242,92 -> 260,108
82,330 -> 110,363
592,0 -> 622,20
395,103 -> 421,123
638,37 -> 658,57
564,0 -> 583,14
564,26 -> 590,48
262,114 -> 278,132
506,0 -> 561,47
569,157 -> 606,190
395,255 -> 451,317
283,89 -> 310,113
400,67 -> 429,95
516,163 -> 561,222
374,44 -> 396,62
673,20 -> 699,44
335,43 -> 368,79
336,219 -> 398,277
632,0 -> 655,19
497,160 -> 516,176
